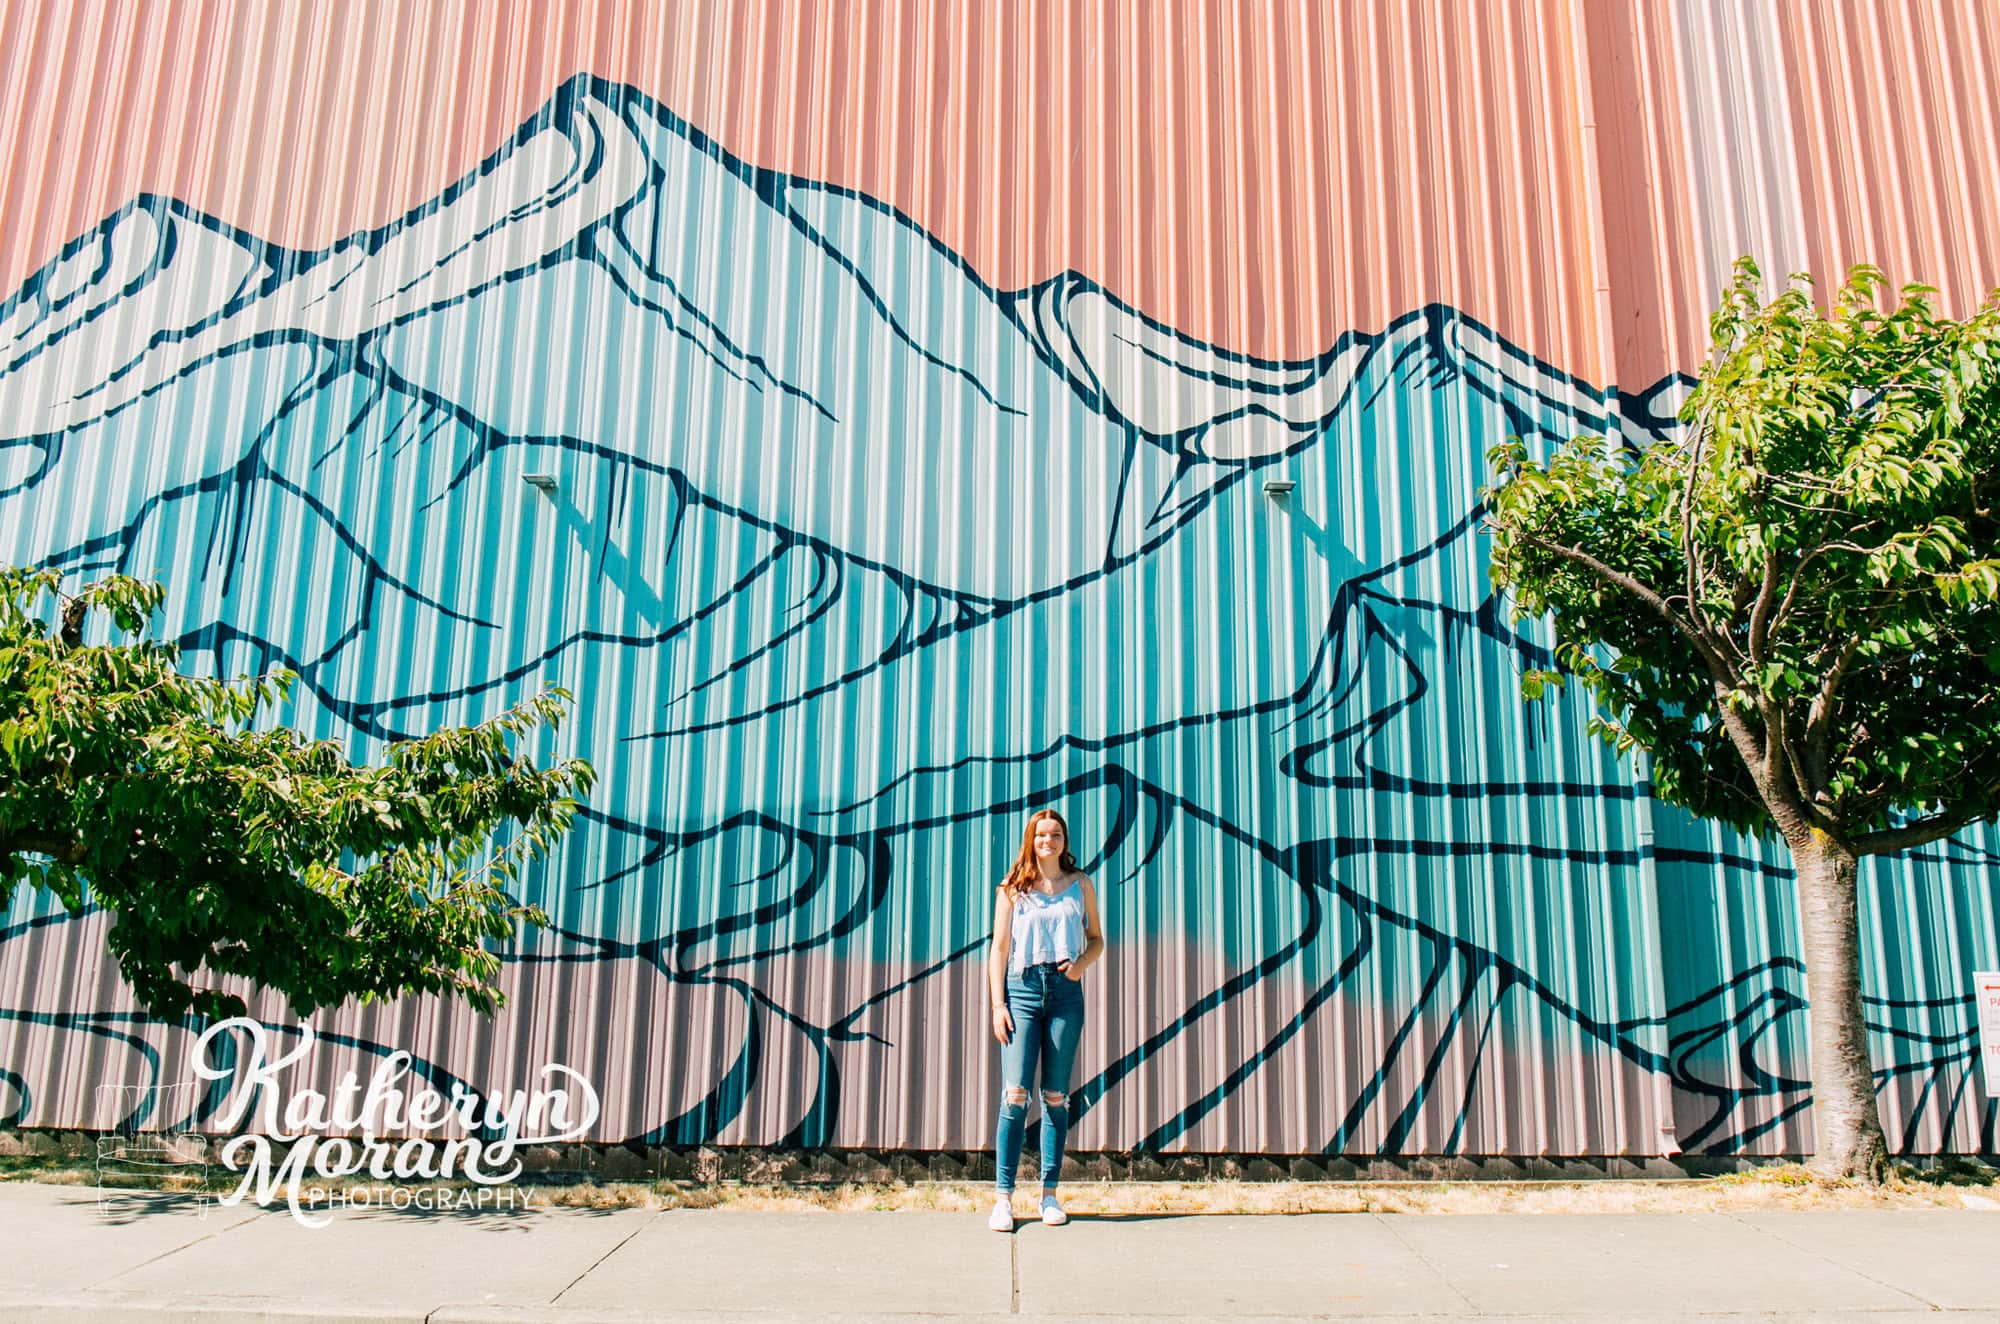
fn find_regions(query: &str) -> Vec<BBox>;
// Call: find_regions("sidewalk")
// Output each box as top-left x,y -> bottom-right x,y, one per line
2,1180 -> 1996,1322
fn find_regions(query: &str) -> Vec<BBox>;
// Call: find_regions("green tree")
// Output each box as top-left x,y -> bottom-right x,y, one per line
0,567 -> 595,1020
1484,258 -> 2000,1181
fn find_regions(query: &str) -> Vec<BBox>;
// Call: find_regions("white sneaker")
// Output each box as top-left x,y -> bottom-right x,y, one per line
1040,1194 -> 1068,1226
987,1196 -> 1014,1231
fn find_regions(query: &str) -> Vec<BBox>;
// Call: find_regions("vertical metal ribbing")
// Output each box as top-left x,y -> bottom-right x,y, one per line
0,1 -> 1995,1159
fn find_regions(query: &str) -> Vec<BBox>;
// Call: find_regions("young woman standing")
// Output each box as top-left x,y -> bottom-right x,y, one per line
986,808 -> 1104,1231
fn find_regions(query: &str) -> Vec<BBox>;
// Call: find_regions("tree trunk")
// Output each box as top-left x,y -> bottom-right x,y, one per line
1791,830 -> 1888,1182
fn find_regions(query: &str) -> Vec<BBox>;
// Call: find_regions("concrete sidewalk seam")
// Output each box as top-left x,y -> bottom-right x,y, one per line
1719,1210 -> 1939,1313
1370,1211 -> 1482,1316
1009,1227 -> 1019,1315
86,1199 -> 275,1292
543,1209 -> 666,1308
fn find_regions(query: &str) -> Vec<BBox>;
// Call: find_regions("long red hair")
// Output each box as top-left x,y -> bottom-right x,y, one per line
1001,809 -> 1080,901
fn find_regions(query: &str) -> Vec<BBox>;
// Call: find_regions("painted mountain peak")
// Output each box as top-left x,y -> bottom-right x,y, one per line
4,74 -> 1676,552
0,68 -> 1693,737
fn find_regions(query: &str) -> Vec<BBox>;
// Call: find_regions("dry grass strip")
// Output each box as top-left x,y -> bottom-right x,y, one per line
7,1153 -> 1995,1215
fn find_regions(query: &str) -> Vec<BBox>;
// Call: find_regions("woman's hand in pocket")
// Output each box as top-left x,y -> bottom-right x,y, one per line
1059,958 -> 1083,982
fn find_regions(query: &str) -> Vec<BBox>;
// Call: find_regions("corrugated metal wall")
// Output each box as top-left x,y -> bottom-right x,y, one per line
2,0 -> 1996,1157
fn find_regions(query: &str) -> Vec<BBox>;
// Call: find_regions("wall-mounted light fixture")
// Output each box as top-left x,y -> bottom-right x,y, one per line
522,474 -> 558,493
1262,477 -> 1296,497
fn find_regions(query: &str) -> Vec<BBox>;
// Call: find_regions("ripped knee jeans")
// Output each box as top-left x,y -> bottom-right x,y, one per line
994,961 -> 1085,1194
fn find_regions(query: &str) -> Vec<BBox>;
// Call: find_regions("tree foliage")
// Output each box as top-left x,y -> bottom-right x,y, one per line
0,568 -> 596,1020
1486,258 -> 2000,853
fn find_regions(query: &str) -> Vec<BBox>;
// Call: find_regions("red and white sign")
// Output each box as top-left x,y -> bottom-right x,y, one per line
1978,972 -> 2000,1098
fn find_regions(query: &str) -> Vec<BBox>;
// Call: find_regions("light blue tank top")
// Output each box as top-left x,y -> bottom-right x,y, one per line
1008,876 -> 1086,974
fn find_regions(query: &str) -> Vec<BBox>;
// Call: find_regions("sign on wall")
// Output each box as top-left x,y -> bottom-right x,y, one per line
1978,972 -> 2000,1098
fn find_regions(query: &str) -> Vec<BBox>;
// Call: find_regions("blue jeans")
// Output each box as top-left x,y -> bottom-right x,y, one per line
994,960 -> 1085,1194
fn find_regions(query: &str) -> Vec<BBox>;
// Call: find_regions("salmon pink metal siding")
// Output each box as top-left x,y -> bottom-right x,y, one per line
2,0 -> 1996,1157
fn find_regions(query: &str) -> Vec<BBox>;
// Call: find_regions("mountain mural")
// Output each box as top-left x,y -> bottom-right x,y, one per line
2,75 -> 1994,1157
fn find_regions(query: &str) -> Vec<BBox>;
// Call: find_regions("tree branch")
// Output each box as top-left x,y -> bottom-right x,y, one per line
1682,416 -> 1710,624
1774,713 -> 1836,833
1518,534 -> 1737,684
1707,681 -> 1775,793
1750,695 -> 1833,838
1804,632 -> 1862,789
1746,547 -> 1781,666
1516,531 -> 1781,791
1852,782 -> 2000,855
1778,532 -> 1894,620
1770,526 -> 1890,637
